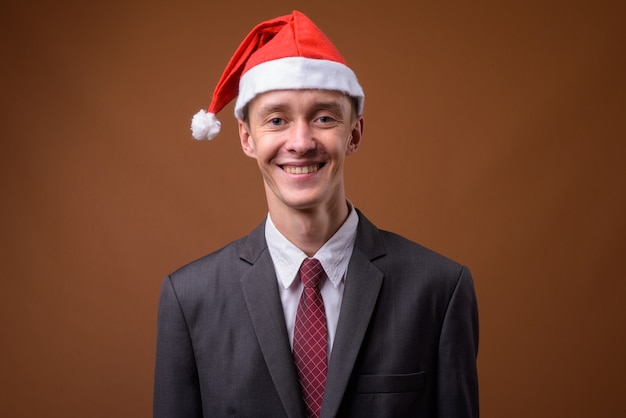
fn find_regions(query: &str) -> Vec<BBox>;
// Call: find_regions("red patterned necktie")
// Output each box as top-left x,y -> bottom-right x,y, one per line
293,258 -> 327,418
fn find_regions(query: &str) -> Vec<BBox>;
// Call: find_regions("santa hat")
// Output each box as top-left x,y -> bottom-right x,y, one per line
191,10 -> 364,140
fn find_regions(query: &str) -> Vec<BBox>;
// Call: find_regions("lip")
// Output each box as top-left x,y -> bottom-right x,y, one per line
278,162 -> 326,175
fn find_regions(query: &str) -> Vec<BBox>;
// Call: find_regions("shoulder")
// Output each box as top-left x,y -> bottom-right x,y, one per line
356,209 -> 465,269
171,237 -> 244,279
168,220 -> 267,283
381,229 -> 460,264
163,223 -> 266,301
355,210 -> 470,289
378,228 -> 466,276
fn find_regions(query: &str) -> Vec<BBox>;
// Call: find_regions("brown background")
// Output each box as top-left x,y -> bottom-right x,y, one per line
1,0 -> 625,416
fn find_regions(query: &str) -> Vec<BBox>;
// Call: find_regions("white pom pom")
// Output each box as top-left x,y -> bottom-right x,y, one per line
191,110 -> 221,140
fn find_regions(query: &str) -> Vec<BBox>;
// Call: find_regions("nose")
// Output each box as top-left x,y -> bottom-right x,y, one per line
287,120 -> 316,155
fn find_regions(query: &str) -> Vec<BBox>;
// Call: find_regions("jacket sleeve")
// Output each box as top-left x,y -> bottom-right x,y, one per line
153,275 -> 203,418
437,266 -> 479,417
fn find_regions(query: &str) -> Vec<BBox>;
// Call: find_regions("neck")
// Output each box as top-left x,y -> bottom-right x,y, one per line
269,199 -> 350,257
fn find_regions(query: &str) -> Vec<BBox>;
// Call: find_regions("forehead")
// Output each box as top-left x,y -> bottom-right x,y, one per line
248,89 -> 352,114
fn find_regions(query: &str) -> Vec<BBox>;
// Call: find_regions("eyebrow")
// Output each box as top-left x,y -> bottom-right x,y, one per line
257,100 -> 346,118
311,101 -> 345,115
257,103 -> 289,117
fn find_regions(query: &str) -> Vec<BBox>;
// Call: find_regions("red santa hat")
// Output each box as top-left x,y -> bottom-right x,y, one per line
191,10 -> 365,140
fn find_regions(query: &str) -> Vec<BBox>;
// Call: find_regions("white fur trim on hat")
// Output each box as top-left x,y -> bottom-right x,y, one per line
191,110 -> 221,140
234,57 -> 364,119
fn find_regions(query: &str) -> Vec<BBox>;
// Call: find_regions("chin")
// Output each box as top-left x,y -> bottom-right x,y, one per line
277,193 -> 326,211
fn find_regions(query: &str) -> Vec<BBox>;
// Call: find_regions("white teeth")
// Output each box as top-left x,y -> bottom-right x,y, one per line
284,164 -> 320,174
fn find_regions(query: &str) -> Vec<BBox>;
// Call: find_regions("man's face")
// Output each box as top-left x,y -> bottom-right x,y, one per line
238,89 -> 363,214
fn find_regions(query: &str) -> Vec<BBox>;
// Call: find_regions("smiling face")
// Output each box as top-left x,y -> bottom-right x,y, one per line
238,89 -> 363,216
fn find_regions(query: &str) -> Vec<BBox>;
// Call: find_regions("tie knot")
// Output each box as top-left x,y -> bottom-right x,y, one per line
299,258 -> 324,289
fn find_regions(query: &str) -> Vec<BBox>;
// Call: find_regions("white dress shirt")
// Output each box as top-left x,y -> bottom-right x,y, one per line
265,203 -> 359,357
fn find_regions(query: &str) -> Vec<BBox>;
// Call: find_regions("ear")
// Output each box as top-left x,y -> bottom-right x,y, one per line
238,120 -> 256,158
345,116 -> 364,155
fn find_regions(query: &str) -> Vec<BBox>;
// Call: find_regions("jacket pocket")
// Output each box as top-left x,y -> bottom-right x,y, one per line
355,371 -> 425,394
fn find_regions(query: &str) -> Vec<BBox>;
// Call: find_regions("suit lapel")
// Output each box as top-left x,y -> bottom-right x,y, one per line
238,213 -> 386,418
322,212 -> 385,418
239,222 -> 306,418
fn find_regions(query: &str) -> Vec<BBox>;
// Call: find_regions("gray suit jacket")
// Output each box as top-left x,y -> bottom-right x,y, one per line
154,211 -> 479,417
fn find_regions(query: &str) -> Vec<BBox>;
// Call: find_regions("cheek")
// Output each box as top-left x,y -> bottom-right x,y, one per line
253,141 -> 280,163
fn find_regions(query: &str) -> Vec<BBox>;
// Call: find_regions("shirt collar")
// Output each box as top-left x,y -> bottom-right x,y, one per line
265,202 -> 359,290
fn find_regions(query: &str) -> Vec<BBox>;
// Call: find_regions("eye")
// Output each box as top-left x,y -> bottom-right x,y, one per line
317,115 -> 336,124
269,118 -> 283,126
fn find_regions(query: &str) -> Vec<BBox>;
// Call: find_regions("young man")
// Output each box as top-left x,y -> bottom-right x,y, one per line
154,10 -> 479,418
